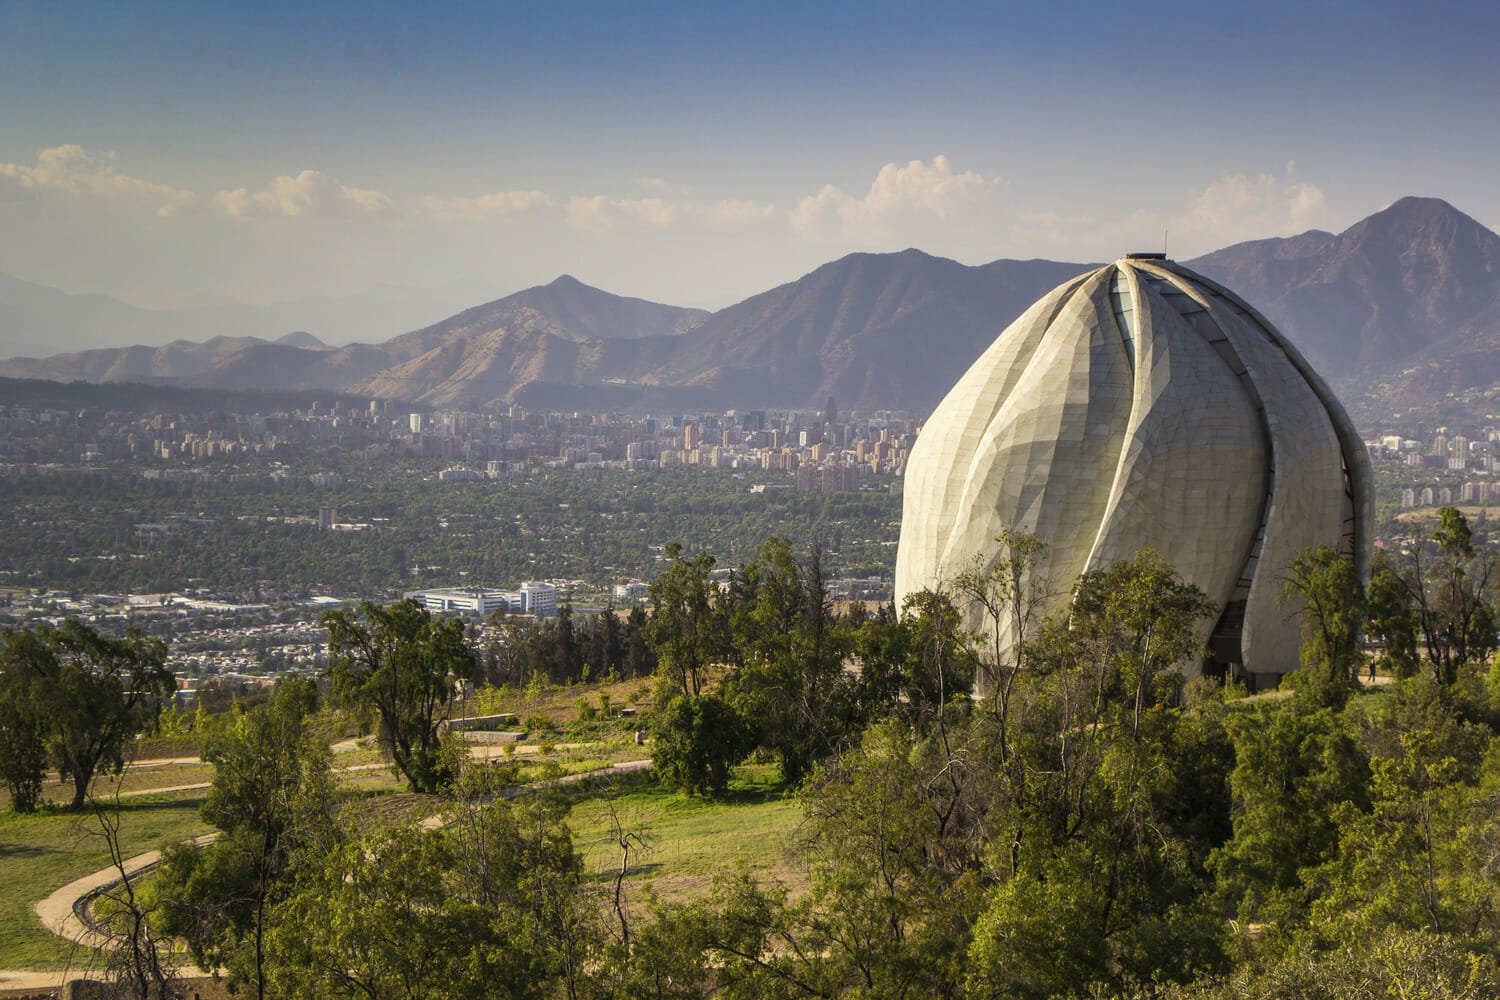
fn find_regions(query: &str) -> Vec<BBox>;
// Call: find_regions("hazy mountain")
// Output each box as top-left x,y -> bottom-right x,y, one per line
7,197 -> 1500,417
0,276 -> 708,402
347,251 -> 1090,411
0,273 -> 502,359
625,250 -> 1093,410
0,336 -> 315,384
1189,197 -> 1500,381
436,274 -> 710,342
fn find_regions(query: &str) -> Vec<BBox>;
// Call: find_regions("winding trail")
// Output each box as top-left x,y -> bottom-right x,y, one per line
3,756 -> 652,991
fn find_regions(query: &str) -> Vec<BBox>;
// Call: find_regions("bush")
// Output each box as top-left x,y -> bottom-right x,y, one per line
650,693 -> 754,796
574,695 -> 596,722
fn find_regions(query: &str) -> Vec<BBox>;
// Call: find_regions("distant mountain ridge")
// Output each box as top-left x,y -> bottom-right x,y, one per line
0,273 -> 503,362
6,196 -> 1500,418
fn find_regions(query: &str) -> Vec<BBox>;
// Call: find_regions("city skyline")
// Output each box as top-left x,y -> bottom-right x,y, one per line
3,0 -> 1497,317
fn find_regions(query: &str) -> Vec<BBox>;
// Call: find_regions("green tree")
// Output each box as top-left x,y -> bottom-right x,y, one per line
723,538 -> 856,784
324,599 -> 474,793
953,527 -> 1048,752
1397,509 -> 1499,684
1067,548 -> 1217,735
1369,549 -> 1421,679
1308,729 -> 1500,949
1,619 -> 172,809
1208,702 -> 1370,938
623,605 -> 655,679
0,654 -> 47,812
265,793 -> 584,1000
798,720 -> 987,999
650,693 -> 753,797
646,543 -> 727,700
153,678 -> 335,999
1282,544 -> 1367,705
967,553 -> 1226,996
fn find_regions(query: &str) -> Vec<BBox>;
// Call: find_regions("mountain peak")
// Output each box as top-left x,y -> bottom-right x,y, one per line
1351,195 -> 1493,243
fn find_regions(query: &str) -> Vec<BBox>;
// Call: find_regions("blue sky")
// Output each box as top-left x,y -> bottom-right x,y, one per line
2,0 -> 1496,312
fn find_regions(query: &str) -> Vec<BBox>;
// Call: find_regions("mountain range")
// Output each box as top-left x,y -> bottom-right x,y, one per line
4,197 -> 1499,421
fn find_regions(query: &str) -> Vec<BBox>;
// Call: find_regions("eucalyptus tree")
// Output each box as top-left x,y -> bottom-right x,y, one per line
1,619 -> 173,809
324,599 -> 474,793
153,678 -> 334,999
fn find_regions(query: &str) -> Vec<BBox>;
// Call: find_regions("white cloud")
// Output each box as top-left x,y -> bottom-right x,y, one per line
697,199 -> 777,228
1179,173 -> 1330,243
214,169 -> 396,219
0,144 -> 197,216
1009,171 -> 1333,260
422,189 -> 555,222
791,155 -> 988,239
564,194 -> 773,234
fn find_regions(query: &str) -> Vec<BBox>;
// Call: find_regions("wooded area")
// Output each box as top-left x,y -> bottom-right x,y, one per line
5,523 -> 1500,998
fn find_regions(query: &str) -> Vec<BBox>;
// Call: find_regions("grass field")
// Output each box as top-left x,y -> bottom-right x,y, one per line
0,682 -> 800,973
0,790 -> 212,970
570,765 -> 805,904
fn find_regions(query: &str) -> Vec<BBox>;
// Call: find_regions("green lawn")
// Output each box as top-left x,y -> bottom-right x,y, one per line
569,765 -> 804,903
0,790 -> 213,970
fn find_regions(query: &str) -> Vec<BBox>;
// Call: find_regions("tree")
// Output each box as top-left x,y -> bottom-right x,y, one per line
646,543 -> 727,701
1394,509 -> 1498,684
1067,549 -> 1217,735
1309,730 -> 1499,947
94,794 -> 178,1000
1368,550 -> 1421,679
650,693 -> 753,797
967,553 -> 1226,996
1282,544 -> 1367,705
623,606 -> 655,679
588,605 -> 624,682
265,794 -> 585,1000
153,678 -> 336,999
1208,702 -> 1369,937
0,656 -> 47,812
953,527 -> 1048,744
1,619 -> 172,809
723,538 -> 857,784
324,599 -> 474,793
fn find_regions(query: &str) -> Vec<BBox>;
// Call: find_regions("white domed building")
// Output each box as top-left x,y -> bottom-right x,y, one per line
894,255 -> 1372,689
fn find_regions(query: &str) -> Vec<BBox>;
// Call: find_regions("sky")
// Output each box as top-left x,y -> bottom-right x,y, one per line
2,0 -> 1498,314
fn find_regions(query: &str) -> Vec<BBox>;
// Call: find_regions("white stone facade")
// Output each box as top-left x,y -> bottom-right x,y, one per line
894,257 -> 1372,685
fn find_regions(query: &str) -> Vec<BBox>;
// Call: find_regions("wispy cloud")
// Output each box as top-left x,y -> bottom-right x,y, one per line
1012,171 -> 1332,259
0,145 -> 197,216
562,194 -> 774,234
422,190 -> 556,222
214,169 -> 397,219
791,155 -> 988,240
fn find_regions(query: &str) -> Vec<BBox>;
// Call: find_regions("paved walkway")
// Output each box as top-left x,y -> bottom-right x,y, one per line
34,833 -> 222,951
